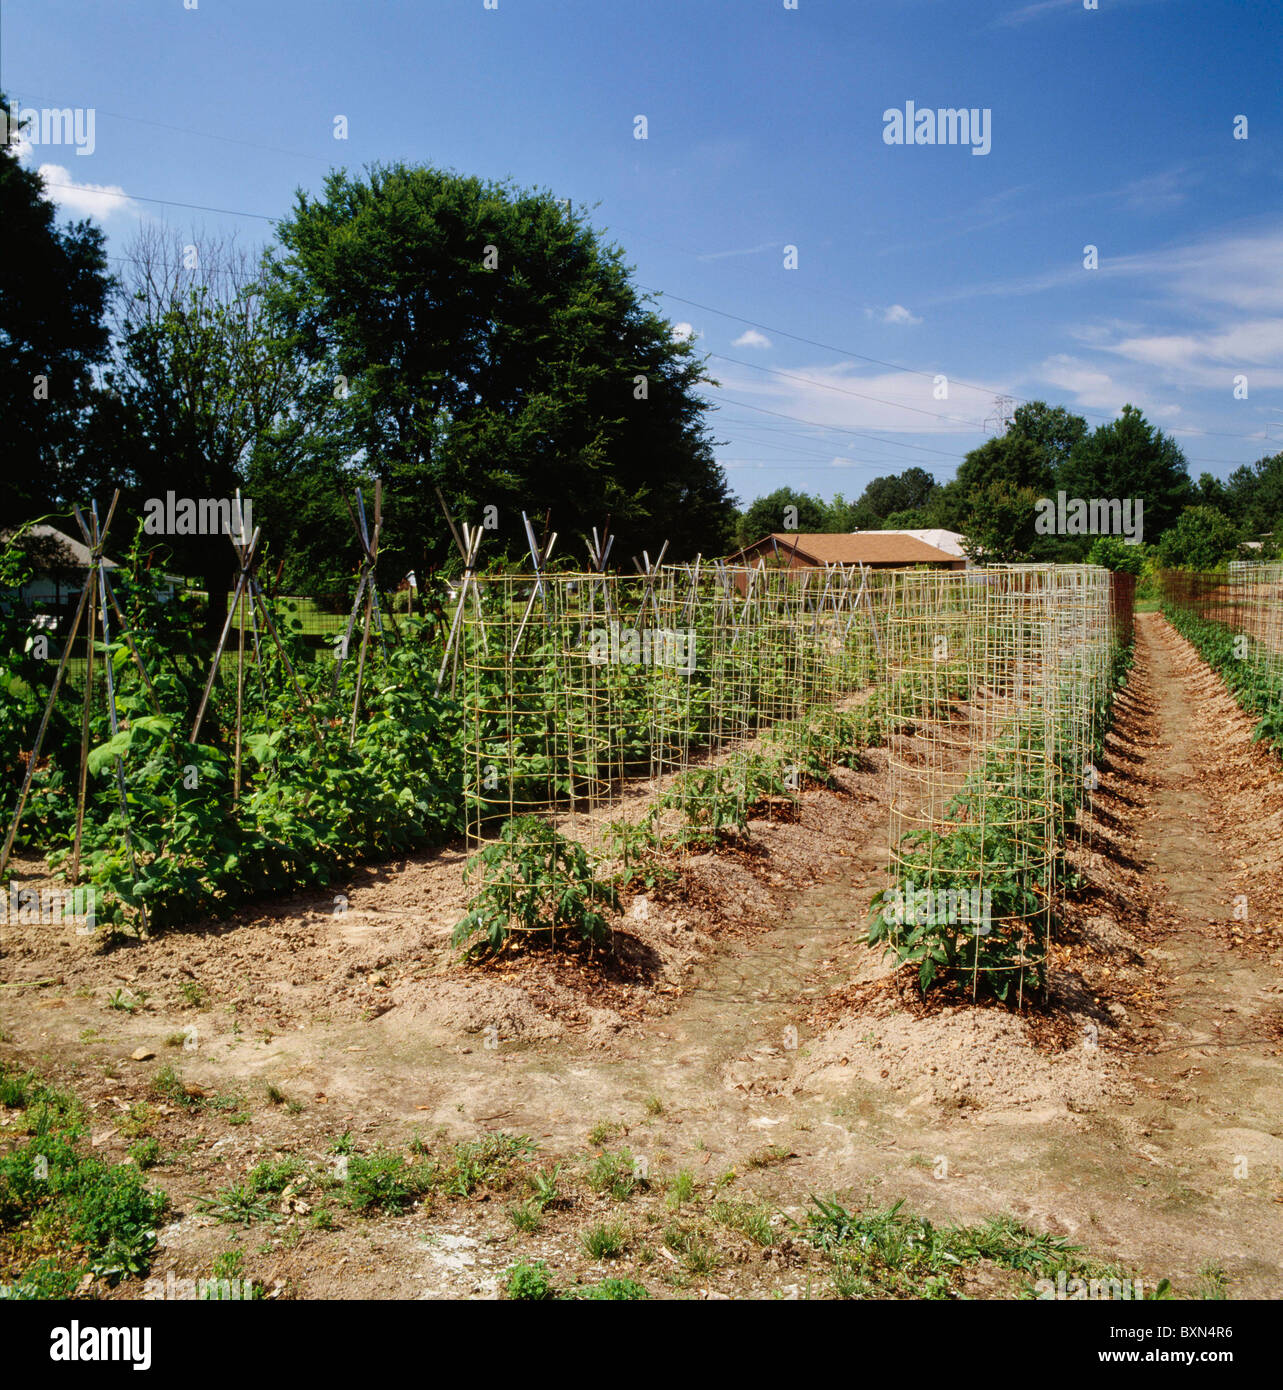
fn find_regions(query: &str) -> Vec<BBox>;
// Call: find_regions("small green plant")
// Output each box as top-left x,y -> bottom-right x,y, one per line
198,1182 -> 277,1226
572,1276 -> 650,1300
107,988 -> 145,1014
247,1157 -> 307,1195
507,1200 -> 542,1234
666,1169 -> 695,1209
644,1095 -> 664,1117
341,1152 -> 426,1213
128,1137 -> 161,1170
580,1222 -> 627,1260
179,981 -> 208,1008
663,1222 -> 719,1275
1195,1263 -> 1229,1300
710,1198 -> 775,1246
587,1149 -> 643,1201
0,1065 -> 168,1290
149,1064 -> 201,1111
588,1119 -> 624,1146
452,816 -> 618,959
527,1164 -> 562,1210
211,1249 -> 244,1281
504,1259 -> 554,1301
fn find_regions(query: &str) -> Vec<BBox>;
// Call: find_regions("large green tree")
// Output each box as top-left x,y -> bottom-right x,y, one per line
1220,452 -> 1283,536
0,96 -> 112,518
1057,404 -> 1192,549
936,434 -> 1054,560
263,163 -> 736,573
733,487 -> 830,547
1156,506 -> 1241,570
1009,400 -> 1088,475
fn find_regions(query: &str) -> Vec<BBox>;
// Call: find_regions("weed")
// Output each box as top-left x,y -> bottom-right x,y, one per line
587,1149 -> 643,1201
198,1183 -> 277,1226
507,1200 -> 542,1234
179,981 -> 208,1009
666,1169 -> 695,1209
580,1222 -> 627,1260
710,1198 -> 775,1246
149,1064 -> 200,1112
571,1277 -> 650,1300
0,1066 -> 168,1290
128,1137 -> 161,1170
527,1165 -> 562,1209
106,988 -> 146,1014
211,1249 -> 244,1281
504,1259 -> 554,1300
663,1221 -> 719,1275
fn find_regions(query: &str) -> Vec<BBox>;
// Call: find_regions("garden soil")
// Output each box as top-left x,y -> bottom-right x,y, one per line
3,611 -> 1282,1298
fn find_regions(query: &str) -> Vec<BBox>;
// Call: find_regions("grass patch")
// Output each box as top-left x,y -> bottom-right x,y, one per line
710,1197 -> 775,1246
0,1064 -> 168,1296
572,1277 -> 650,1300
805,1198 -> 1165,1300
587,1149 -> 644,1201
580,1221 -> 627,1260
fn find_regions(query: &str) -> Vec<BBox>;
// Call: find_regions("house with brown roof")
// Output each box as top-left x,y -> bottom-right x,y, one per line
727,532 -> 965,571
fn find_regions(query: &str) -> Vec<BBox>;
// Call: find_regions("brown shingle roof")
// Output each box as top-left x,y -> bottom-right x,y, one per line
729,532 -> 960,566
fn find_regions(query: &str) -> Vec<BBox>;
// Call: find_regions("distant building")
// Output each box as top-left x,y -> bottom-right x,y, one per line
853,527 -> 969,562
727,531 -> 966,571
1,524 -> 180,608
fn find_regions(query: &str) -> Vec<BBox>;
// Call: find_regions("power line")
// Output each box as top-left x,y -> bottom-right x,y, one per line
707,352 -> 988,431
40,181 -> 278,222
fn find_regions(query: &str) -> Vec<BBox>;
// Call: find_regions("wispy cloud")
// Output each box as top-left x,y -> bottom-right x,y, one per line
732,328 -> 772,349
995,0 -> 1169,26
995,0 -> 1079,28
696,240 -> 779,263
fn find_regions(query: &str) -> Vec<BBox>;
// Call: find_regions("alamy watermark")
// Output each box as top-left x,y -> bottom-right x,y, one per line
1034,492 -> 1144,545
1,105 -> 96,156
880,881 -> 992,933
2,880 -> 96,933
142,492 -> 253,538
142,1272 -> 255,1301
1034,1271 -> 1150,1300
882,102 -> 991,156
587,623 -> 696,674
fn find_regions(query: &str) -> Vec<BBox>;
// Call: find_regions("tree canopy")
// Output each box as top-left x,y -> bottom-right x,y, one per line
0,95 -> 112,518
261,163 -> 737,575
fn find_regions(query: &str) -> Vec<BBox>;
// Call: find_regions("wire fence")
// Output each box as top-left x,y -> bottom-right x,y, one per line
453,560 -> 1134,997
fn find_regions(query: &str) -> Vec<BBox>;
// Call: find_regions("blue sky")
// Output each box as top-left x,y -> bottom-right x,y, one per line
5,0 -> 1281,508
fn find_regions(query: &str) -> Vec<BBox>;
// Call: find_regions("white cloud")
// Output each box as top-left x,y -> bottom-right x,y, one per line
711,359 -> 991,438
732,328 -> 771,349
1035,353 -> 1182,420
36,163 -> 137,219
881,304 -> 922,326
671,322 -> 695,343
